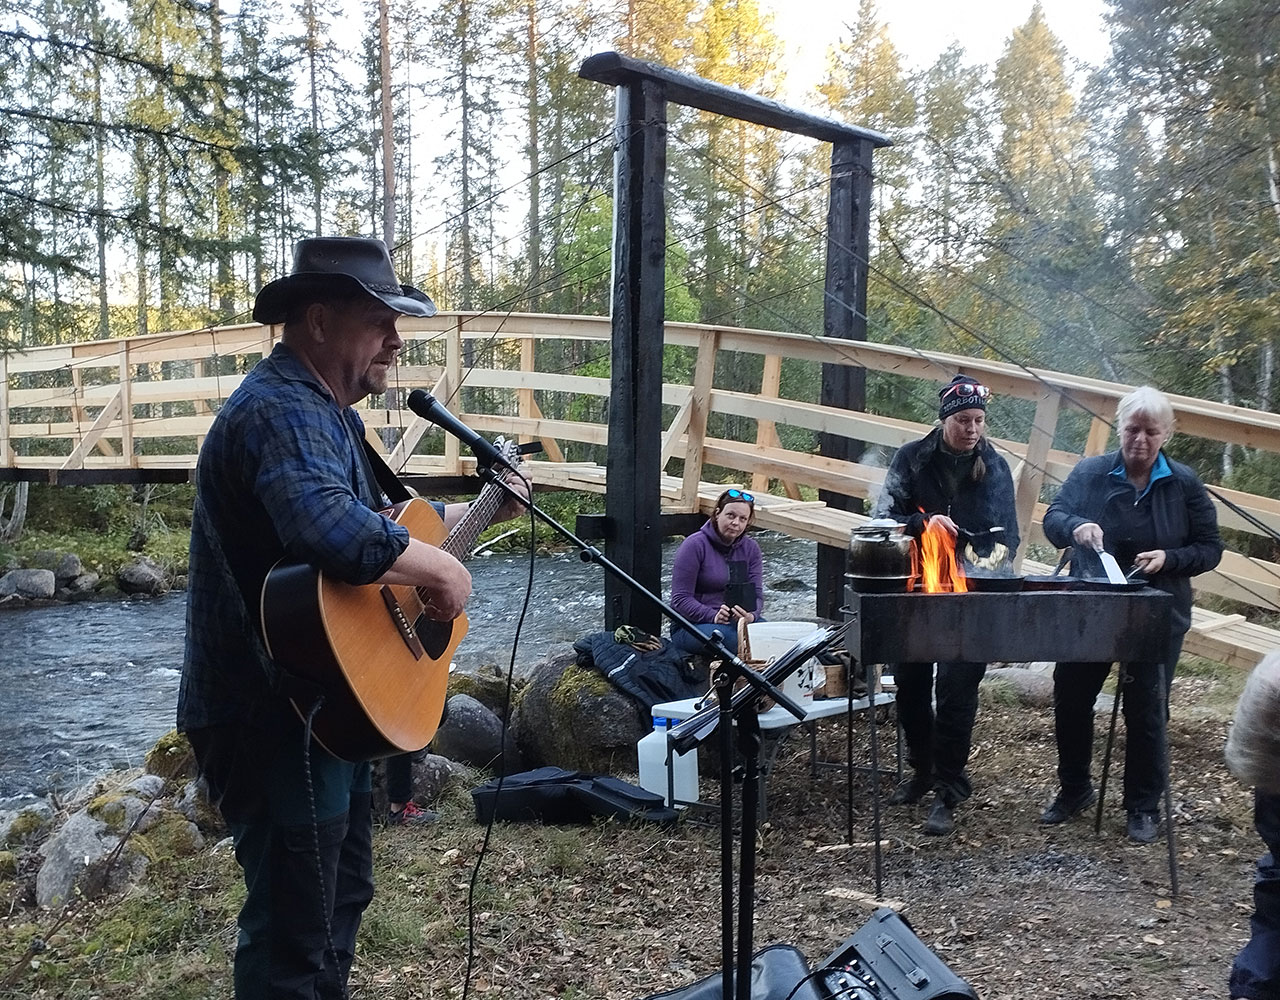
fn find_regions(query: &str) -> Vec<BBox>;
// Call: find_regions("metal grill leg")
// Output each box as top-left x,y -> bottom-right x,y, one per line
1158,660 -> 1180,896
1095,665 -> 1124,835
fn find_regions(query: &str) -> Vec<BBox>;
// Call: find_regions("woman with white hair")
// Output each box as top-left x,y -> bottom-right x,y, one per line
1040,386 -> 1223,843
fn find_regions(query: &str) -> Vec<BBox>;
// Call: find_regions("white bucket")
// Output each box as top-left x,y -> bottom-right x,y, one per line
748,621 -> 821,701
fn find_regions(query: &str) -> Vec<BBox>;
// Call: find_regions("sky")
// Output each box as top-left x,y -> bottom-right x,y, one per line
760,0 -> 1111,105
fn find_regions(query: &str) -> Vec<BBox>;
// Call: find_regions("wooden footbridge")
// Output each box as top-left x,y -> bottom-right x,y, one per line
4,53 -> 1279,671
4,309 -> 1280,671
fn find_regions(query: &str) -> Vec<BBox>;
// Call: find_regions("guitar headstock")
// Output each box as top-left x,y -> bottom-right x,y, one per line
491,436 -> 522,473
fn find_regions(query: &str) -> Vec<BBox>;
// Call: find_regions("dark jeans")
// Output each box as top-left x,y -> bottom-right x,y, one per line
190,714 -> 374,1000
673,621 -> 743,657
1052,629 -> 1183,814
893,661 -> 987,806
387,754 -> 413,805
1231,791 -> 1280,1000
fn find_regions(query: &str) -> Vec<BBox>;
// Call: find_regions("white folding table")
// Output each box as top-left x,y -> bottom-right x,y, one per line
648,691 -> 898,820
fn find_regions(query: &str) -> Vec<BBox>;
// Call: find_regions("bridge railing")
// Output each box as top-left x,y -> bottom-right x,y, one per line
5,312 -> 1280,637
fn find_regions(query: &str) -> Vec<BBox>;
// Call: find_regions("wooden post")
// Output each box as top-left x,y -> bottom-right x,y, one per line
603,77 -> 667,632
0,353 -> 11,466
752,354 -> 801,499
680,328 -> 718,508
1084,416 -> 1112,457
518,336 -> 536,445
816,138 -> 875,618
1013,388 -> 1062,570
444,317 -> 463,474
118,343 -> 135,467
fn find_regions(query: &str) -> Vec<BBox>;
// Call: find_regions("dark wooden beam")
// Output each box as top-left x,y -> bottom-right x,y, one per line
816,138 -> 876,617
580,51 -> 892,149
576,511 -> 707,541
0,468 -> 194,485
602,76 -> 668,633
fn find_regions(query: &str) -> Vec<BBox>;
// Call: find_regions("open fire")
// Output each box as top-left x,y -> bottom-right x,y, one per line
919,519 -> 968,593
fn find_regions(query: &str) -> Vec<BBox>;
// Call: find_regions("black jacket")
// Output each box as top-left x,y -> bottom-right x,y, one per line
874,429 -> 1021,554
1043,449 -> 1223,632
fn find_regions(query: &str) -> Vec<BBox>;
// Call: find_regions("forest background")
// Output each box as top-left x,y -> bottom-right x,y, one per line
1,0 -> 1279,556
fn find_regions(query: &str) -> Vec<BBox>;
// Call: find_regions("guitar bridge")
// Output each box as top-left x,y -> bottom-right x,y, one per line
380,586 -> 425,660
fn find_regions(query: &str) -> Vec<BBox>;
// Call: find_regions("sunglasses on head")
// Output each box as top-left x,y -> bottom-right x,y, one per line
723,488 -> 754,503
941,382 -> 992,400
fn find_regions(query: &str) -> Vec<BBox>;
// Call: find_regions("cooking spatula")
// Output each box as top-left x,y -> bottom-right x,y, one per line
1096,549 -> 1127,585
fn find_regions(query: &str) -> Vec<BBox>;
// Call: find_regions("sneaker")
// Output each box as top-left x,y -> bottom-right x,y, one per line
922,796 -> 955,836
388,802 -> 439,827
887,772 -> 931,806
1039,786 -> 1098,825
1126,810 -> 1159,844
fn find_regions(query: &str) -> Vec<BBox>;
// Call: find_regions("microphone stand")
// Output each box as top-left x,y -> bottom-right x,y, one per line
476,466 -> 838,1000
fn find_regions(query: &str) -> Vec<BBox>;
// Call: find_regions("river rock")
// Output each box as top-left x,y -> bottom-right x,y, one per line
116,556 -> 169,595
35,772 -> 193,907
53,552 -> 84,584
449,665 -> 524,718
431,694 -> 523,775
983,666 -> 1055,708
1,800 -> 53,846
511,649 -> 648,774
0,568 -> 56,599
65,571 -> 100,594
35,808 -> 146,907
371,752 -> 461,815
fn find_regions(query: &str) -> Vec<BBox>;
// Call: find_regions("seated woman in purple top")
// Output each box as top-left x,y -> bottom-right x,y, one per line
669,488 -> 765,656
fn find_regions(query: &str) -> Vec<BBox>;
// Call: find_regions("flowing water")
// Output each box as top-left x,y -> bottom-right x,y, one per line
0,533 -> 819,803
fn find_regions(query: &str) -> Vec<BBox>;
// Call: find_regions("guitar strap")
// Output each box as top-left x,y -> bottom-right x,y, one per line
359,437 -> 414,506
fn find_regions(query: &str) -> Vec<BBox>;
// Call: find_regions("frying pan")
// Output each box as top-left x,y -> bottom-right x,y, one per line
1023,575 -> 1147,593
965,575 -> 1025,592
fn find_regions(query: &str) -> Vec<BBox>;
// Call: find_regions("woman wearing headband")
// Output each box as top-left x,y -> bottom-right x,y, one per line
670,488 -> 764,657
873,374 -> 1019,837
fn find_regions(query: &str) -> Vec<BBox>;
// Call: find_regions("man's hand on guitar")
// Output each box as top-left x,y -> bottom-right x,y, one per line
378,538 -> 472,620
491,471 -> 530,523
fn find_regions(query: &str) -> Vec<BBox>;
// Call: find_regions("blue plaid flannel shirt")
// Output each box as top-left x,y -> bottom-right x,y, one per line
178,343 -> 421,732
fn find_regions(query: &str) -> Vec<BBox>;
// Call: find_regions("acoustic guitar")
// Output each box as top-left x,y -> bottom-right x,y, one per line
260,439 -> 520,761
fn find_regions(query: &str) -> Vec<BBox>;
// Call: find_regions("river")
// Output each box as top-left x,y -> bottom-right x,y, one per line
0,533 -> 819,803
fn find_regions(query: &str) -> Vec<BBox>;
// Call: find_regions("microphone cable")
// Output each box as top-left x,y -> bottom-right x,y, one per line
460,463 -> 538,1000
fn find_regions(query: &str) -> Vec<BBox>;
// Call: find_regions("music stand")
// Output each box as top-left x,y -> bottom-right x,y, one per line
669,623 -> 851,1000
478,469 -> 848,1000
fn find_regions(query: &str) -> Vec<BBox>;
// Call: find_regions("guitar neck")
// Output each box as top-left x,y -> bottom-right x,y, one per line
440,479 -> 507,561
436,437 -> 521,563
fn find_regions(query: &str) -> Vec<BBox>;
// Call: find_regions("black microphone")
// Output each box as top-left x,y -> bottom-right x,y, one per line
406,389 -> 517,472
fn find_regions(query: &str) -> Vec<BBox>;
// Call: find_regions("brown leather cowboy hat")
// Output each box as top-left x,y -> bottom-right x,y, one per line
252,236 -> 436,324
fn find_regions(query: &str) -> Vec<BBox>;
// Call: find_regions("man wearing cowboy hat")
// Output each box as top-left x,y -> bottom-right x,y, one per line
178,237 -> 522,999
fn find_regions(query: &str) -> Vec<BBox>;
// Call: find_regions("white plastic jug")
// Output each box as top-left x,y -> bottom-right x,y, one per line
748,621 -> 821,701
637,722 -> 698,807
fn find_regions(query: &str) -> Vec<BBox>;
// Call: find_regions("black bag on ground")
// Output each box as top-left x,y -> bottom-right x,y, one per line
818,907 -> 977,1000
471,766 -> 678,826
639,944 -> 826,1000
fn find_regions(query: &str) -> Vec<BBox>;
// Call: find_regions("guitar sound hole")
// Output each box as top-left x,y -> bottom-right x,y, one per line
417,617 -> 454,660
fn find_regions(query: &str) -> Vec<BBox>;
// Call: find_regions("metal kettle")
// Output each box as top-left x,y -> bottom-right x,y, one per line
847,518 -> 917,584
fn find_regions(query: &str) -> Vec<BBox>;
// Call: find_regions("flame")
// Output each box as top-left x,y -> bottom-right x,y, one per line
919,519 -> 969,593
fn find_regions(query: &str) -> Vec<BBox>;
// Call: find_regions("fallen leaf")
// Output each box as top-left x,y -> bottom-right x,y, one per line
1143,935 -> 1165,946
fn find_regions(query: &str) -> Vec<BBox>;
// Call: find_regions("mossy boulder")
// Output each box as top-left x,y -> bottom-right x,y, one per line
145,729 -> 197,781
511,649 -> 648,774
132,813 -> 204,861
448,666 -> 524,719
2,803 -> 53,847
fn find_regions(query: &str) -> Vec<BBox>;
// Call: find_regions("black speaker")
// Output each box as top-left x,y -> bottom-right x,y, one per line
815,908 -> 977,1000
